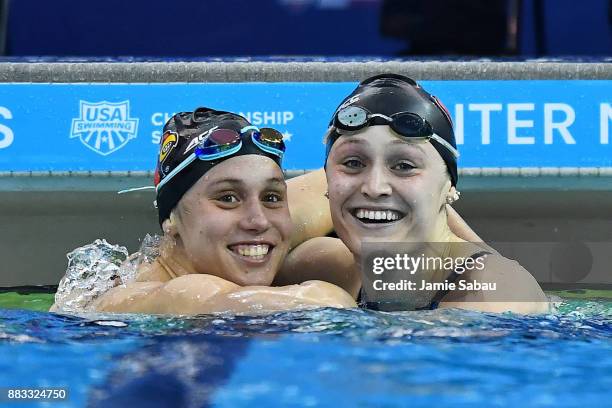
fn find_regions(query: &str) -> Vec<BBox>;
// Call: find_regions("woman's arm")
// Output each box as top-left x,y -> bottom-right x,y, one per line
274,237 -> 361,298
286,169 -> 333,249
203,280 -> 357,314
92,273 -> 355,315
92,274 -> 238,314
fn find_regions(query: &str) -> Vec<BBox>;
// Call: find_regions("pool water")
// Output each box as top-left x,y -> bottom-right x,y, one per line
0,291 -> 611,408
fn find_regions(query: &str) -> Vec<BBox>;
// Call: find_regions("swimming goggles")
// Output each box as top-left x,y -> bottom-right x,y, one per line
155,125 -> 285,192
333,106 -> 459,158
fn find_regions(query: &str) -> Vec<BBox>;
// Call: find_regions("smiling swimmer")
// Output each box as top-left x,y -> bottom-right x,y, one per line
91,107 -> 355,314
277,74 -> 548,314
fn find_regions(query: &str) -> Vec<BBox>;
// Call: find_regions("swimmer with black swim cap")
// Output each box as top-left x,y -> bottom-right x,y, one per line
91,107 -> 355,315
278,74 -> 549,314
324,73 -> 459,186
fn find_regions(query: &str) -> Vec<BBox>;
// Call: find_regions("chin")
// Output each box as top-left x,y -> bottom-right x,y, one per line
226,261 -> 277,286
234,272 -> 275,287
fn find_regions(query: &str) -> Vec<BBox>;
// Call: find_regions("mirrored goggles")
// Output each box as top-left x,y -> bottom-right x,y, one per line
333,106 -> 459,158
156,125 -> 285,192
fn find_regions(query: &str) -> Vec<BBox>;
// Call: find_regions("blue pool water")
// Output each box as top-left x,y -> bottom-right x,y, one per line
1,299 -> 611,408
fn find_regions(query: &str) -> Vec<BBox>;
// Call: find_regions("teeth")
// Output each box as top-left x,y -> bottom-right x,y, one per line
355,209 -> 402,221
232,244 -> 270,258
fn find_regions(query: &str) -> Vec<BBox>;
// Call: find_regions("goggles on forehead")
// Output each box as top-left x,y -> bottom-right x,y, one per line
333,106 -> 459,159
155,125 -> 285,192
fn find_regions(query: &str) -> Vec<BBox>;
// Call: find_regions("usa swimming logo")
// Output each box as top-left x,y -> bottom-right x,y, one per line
70,101 -> 139,156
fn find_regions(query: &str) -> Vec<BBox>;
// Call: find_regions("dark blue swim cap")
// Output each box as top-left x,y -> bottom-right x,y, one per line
325,74 -> 458,186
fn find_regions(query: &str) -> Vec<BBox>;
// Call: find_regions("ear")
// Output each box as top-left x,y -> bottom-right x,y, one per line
446,186 -> 461,205
162,211 -> 179,236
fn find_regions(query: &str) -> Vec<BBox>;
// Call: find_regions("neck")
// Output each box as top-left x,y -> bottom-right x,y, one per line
428,205 -> 460,243
157,235 -> 197,278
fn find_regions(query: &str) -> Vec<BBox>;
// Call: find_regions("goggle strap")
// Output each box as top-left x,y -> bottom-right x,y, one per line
430,133 -> 460,158
118,185 -> 155,194
155,152 -> 197,192
240,125 -> 259,133
252,136 -> 285,158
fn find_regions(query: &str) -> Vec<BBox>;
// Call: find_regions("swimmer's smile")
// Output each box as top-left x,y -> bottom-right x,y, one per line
350,207 -> 406,227
227,242 -> 275,265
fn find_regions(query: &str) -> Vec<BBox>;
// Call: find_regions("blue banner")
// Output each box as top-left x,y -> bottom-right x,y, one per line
0,81 -> 610,171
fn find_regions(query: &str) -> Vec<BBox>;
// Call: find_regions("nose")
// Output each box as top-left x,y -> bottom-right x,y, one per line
361,165 -> 392,199
239,200 -> 271,233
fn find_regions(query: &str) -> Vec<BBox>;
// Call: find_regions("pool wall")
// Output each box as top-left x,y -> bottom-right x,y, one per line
0,60 -> 611,287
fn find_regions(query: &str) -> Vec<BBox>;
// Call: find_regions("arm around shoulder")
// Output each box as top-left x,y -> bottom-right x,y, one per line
92,274 -> 238,314
275,236 -> 361,299
286,169 -> 334,248
203,280 -> 357,314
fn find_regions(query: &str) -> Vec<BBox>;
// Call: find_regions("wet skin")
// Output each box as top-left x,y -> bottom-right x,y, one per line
325,125 -> 455,259
171,155 -> 293,286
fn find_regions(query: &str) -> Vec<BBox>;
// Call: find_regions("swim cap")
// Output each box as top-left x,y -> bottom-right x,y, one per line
325,74 -> 458,186
155,107 -> 283,226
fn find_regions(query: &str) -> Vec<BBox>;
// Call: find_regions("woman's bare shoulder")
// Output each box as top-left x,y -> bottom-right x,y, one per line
91,281 -> 166,313
440,253 -> 549,314
134,259 -> 172,282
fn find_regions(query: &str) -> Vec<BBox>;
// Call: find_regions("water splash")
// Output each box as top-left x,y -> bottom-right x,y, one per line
53,239 -> 129,313
53,235 -> 163,313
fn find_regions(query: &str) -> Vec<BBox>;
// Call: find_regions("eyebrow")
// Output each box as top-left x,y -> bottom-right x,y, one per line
339,138 -> 366,145
210,178 -> 244,187
390,139 -> 427,153
267,177 -> 286,185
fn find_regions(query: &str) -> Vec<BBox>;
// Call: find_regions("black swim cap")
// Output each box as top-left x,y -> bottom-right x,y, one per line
154,107 -> 283,226
325,74 -> 458,186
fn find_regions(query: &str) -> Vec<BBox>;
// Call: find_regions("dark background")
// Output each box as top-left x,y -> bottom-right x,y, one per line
0,0 -> 610,57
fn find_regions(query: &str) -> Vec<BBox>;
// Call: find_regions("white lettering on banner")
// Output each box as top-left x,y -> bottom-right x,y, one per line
151,112 -> 175,144
544,104 -> 576,144
151,112 -> 175,127
152,131 -> 162,145
507,103 -> 535,145
283,111 -> 294,124
453,103 -> 609,145
469,103 -> 503,145
601,103 -> 612,144
454,104 -> 464,145
239,111 -> 295,126
0,107 -> 14,149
